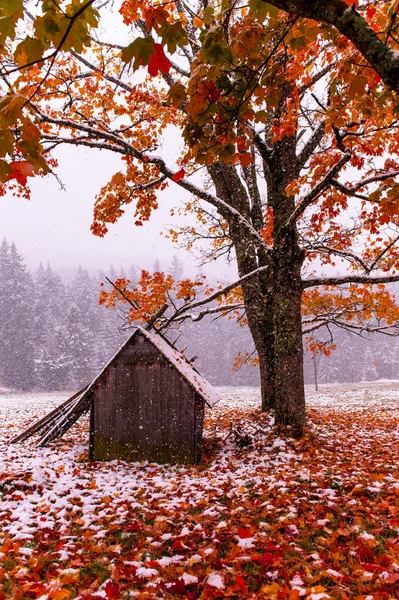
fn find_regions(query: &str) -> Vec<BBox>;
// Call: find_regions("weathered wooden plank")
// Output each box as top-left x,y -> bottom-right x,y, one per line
38,394 -> 92,446
11,385 -> 88,444
90,332 -> 207,463
152,362 -> 162,461
194,395 -> 205,463
89,398 -> 94,461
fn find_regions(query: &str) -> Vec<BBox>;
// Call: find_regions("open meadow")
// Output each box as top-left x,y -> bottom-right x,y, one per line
1,384 -> 399,599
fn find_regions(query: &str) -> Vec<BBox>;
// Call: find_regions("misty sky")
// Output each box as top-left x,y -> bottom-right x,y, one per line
1,140 -> 232,279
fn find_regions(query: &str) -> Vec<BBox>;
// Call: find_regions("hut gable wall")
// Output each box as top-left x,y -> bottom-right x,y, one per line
92,334 -> 201,463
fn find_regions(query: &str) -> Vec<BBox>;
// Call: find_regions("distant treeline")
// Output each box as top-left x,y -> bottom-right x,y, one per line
0,239 -> 397,392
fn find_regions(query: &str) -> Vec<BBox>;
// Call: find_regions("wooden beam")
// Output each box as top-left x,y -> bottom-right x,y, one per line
10,385 -> 88,444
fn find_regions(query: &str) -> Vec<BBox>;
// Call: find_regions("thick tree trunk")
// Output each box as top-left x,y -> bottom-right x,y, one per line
273,255 -> 305,434
207,163 -> 276,411
258,321 -> 276,411
269,135 -> 306,435
245,296 -> 276,411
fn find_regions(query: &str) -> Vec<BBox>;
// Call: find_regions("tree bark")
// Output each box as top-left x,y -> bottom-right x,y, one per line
273,243 -> 306,434
207,163 -> 276,411
269,135 -> 306,435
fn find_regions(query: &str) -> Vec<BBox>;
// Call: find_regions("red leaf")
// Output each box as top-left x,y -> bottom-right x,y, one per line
209,87 -> 220,101
168,578 -> 186,595
172,168 -> 185,182
8,160 -> 36,186
237,527 -> 252,539
235,575 -> 247,592
251,551 -> 282,566
126,521 -> 141,531
104,580 -> 120,599
171,539 -> 185,550
147,560 -> 160,568
147,43 -> 171,76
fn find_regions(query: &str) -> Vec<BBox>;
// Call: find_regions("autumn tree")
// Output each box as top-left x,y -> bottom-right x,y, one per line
2,1 -> 399,434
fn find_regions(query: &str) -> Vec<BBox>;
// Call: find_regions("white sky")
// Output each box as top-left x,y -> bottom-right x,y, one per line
1,141 -> 234,279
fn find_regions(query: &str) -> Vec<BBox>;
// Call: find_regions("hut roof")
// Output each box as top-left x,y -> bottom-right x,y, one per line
11,326 -> 220,447
135,326 -> 220,408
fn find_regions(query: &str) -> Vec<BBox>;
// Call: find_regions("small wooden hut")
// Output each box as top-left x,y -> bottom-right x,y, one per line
12,327 -> 220,464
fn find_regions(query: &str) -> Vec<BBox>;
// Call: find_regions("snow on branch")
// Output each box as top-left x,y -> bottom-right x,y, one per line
168,264 -> 270,321
303,273 -> 399,289
35,109 -> 270,253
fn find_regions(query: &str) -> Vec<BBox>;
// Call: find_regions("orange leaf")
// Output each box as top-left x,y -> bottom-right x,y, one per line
193,16 -> 204,28
51,590 -> 71,600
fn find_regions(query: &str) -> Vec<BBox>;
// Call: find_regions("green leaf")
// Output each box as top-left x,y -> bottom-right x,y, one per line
0,15 -> 17,45
157,21 -> 188,54
0,0 -> 23,18
201,29 -> 232,67
203,7 -> 214,26
0,159 -> 12,182
121,37 -> 155,69
249,0 -> 278,22
0,131 -> 14,157
167,82 -> 187,107
14,36 -> 45,69
289,36 -> 307,51
34,14 -> 61,49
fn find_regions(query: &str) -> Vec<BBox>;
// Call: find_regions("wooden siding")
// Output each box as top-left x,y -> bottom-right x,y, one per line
91,334 -> 205,463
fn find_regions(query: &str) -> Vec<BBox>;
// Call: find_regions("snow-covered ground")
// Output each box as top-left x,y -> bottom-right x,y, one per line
1,385 -> 399,598
217,381 -> 399,410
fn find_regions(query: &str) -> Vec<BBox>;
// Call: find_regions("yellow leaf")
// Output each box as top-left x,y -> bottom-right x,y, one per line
259,582 -> 279,599
51,589 -> 71,600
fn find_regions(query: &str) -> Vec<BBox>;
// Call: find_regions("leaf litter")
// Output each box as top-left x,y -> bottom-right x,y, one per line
1,384 -> 399,599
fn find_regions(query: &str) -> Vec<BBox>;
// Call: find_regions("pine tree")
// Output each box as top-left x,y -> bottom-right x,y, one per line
64,303 -> 95,387
153,259 -> 162,273
0,239 -> 12,389
34,262 -> 68,390
168,255 -> 184,281
362,346 -> 379,382
0,241 -> 35,390
128,265 -> 139,287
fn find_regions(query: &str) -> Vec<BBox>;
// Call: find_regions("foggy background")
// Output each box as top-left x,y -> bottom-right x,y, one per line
1,236 -> 399,394
2,115 -> 399,393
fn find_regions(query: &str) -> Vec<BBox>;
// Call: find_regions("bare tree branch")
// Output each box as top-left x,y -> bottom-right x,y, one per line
303,273 -> 399,288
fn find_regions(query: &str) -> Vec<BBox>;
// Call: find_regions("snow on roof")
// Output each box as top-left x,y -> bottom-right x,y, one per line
135,326 -> 220,408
